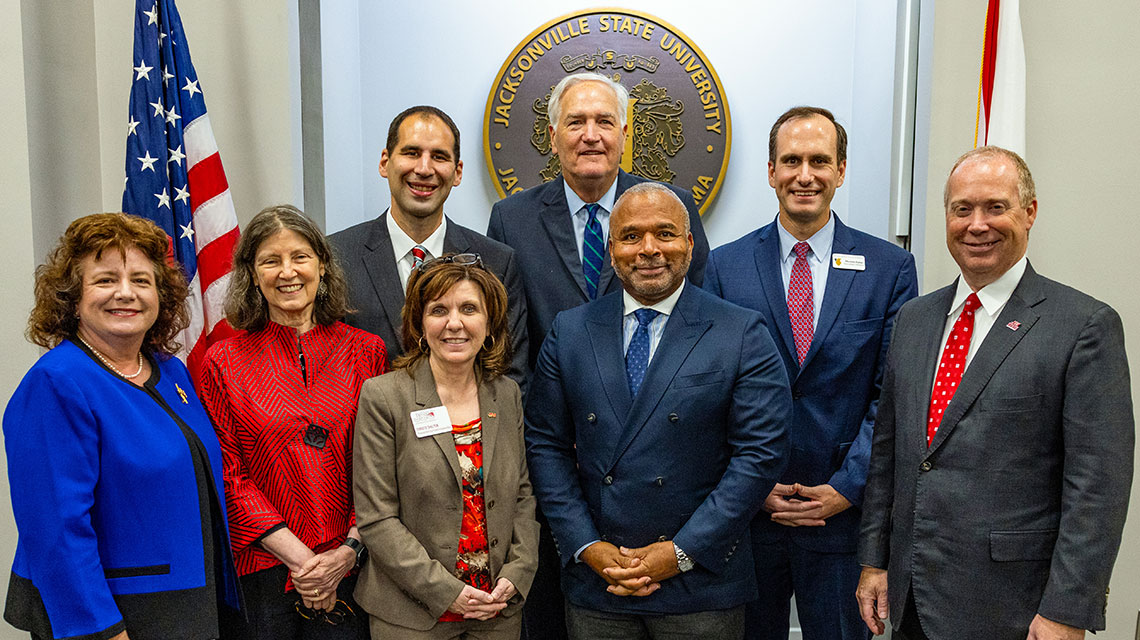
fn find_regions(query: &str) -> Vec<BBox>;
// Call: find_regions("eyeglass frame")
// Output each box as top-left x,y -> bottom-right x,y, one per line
415,252 -> 485,272
294,598 -> 356,625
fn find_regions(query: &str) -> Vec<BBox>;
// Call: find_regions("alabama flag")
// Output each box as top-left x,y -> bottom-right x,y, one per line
976,0 -> 1026,156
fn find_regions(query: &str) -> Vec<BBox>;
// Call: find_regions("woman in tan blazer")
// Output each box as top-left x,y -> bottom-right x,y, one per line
353,254 -> 539,639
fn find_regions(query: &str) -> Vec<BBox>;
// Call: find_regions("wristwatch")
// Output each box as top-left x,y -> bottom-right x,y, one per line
341,537 -> 367,569
673,542 -> 695,572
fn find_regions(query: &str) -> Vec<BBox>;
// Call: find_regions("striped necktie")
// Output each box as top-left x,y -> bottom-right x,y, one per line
410,244 -> 427,269
582,203 -> 604,299
788,241 -> 814,365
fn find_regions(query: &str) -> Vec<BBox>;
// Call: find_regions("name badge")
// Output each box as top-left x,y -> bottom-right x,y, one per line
411,406 -> 453,438
832,253 -> 866,271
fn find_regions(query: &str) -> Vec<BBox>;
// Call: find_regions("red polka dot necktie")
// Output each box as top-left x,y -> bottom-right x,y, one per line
410,244 -> 427,269
926,293 -> 981,446
788,241 -> 814,365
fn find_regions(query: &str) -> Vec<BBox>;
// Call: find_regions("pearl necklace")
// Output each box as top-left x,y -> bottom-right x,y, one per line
76,334 -> 145,379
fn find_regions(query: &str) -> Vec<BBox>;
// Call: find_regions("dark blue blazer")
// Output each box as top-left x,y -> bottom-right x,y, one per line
525,284 -> 791,614
704,216 -> 917,552
487,170 -> 710,370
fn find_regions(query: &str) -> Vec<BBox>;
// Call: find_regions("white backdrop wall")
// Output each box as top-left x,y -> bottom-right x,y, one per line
321,0 -> 909,251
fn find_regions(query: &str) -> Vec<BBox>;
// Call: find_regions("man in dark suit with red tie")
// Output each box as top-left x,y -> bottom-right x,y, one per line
857,147 -> 1133,640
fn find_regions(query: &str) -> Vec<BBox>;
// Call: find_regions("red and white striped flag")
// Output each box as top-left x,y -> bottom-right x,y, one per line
976,0 -> 1026,155
122,0 -> 240,383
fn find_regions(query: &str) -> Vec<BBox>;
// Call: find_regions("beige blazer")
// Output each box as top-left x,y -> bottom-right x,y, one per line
352,360 -> 539,631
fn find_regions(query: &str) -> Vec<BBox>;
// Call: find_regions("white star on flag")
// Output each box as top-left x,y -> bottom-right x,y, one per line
138,151 -> 158,172
134,60 -> 153,80
168,145 -> 185,166
165,107 -> 181,124
163,67 -> 174,85
155,188 -> 171,209
174,185 -> 190,204
144,4 -> 158,25
179,222 -> 195,241
127,117 -> 140,136
182,77 -> 200,98
159,31 -> 167,44
150,100 -> 165,117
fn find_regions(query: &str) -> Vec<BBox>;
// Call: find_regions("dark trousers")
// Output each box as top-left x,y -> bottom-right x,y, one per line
236,565 -> 370,640
746,537 -> 868,640
520,512 -> 567,640
565,601 -> 745,640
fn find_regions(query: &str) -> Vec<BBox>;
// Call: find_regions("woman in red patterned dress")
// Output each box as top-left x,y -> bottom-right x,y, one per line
353,254 -> 539,639
199,205 -> 387,639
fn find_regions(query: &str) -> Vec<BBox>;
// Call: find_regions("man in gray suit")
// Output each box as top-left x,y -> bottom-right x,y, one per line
856,147 -> 1133,640
329,106 -> 528,388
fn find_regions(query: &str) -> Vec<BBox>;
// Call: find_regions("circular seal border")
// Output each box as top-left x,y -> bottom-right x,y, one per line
482,7 -> 732,215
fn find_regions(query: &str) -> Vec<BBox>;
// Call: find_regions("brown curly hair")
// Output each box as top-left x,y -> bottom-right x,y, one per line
225,204 -> 351,332
395,255 -> 511,378
27,213 -> 190,355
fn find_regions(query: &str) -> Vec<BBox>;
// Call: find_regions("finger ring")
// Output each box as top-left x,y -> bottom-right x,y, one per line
313,589 -> 320,597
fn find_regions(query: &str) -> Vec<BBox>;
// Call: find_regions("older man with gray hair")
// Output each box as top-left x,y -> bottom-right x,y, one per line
488,72 -> 711,638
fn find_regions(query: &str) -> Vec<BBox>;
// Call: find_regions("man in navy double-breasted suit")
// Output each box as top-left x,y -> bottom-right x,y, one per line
527,183 -> 791,639
704,107 -> 918,640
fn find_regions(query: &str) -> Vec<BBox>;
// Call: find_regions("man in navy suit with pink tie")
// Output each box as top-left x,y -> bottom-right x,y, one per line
704,106 -> 918,640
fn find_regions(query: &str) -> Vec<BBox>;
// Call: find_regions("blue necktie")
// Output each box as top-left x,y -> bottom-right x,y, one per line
582,203 -> 604,299
626,308 -> 659,396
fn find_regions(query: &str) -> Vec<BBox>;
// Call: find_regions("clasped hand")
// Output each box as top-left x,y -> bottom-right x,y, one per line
765,482 -> 851,527
292,545 -> 355,612
582,540 -> 680,597
447,578 -> 517,620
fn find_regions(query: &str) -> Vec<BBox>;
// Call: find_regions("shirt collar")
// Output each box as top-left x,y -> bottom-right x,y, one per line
565,177 -> 619,217
386,208 -> 447,260
949,255 -> 1028,316
622,280 -> 685,318
776,213 -> 835,264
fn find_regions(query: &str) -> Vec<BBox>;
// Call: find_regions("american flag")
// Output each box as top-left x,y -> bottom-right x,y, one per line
122,0 -> 240,383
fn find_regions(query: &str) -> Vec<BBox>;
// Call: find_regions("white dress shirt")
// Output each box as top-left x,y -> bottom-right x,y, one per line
387,210 -> 446,292
776,214 -> 836,331
935,255 -> 1028,380
621,281 -> 685,365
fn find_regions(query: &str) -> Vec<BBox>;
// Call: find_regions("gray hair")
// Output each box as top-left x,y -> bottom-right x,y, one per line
944,146 -> 1036,208
611,182 -> 690,235
547,73 -> 629,132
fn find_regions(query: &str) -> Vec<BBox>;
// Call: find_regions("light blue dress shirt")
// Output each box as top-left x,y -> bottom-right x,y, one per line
776,213 -> 836,331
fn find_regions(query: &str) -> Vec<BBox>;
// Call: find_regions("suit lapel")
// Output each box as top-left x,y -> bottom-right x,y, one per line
928,268 -> 1044,454
801,216 -> 856,372
754,223 -> 797,361
540,178 -> 590,300
477,374 -> 500,479
609,286 -> 711,469
412,361 -> 463,489
586,294 -> 631,426
596,172 -> 634,296
442,217 -> 472,255
362,212 -> 407,348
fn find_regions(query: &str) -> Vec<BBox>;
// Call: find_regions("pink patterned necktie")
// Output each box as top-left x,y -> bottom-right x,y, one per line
788,241 -> 813,365
926,293 -> 981,446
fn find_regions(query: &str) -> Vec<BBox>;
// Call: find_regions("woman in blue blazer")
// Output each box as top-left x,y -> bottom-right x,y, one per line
3,213 -> 240,640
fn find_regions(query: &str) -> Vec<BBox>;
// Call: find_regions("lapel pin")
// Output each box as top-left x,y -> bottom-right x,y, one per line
175,383 -> 189,404
1006,321 -> 1021,331
487,412 -> 497,418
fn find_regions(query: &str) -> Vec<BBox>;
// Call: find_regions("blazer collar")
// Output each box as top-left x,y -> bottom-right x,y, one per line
410,358 -> 504,489
926,263 -> 1044,454
753,220 -> 797,361
542,173 -> 627,300
803,215 -> 857,371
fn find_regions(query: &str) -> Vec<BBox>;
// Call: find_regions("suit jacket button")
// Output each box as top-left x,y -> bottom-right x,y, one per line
487,500 -> 495,510
655,476 -> 664,487
603,475 -> 613,485
587,412 -> 597,423
668,413 -> 679,423
490,537 -> 499,548
658,535 -> 667,542
793,390 -> 804,399
920,461 -> 932,472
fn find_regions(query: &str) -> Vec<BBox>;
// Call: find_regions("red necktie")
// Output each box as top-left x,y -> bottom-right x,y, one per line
410,245 -> 427,269
788,241 -> 813,365
927,293 -> 981,446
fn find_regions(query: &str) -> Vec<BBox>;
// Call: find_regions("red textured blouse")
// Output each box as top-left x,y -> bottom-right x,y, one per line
198,321 -> 387,577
